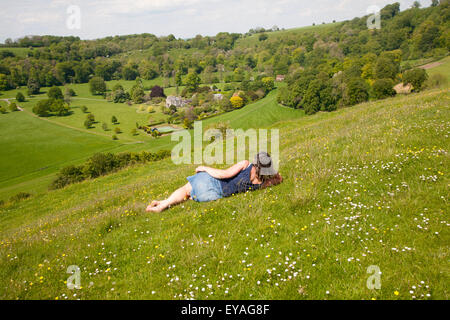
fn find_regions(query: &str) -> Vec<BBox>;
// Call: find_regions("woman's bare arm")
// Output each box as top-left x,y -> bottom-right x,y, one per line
196,160 -> 250,180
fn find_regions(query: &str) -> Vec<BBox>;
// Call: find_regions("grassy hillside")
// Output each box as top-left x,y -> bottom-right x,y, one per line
0,47 -> 31,58
0,88 -> 448,300
426,56 -> 450,83
235,23 -> 341,49
0,109 -> 122,198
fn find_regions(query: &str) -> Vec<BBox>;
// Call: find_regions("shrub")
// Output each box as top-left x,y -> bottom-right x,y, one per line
372,78 -> 396,99
131,128 -> 138,136
183,118 -> 194,129
114,127 -> 121,134
89,76 -> 107,95
219,98 -> 233,112
375,56 -> 400,80
86,113 -> 95,122
302,79 -> 336,115
9,102 -> 18,112
84,119 -> 94,129
345,78 -> 369,106
262,77 -> 275,92
50,99 -> 70,116
50,150 -> 171,189
47,86 -> 64,100
81,106 -> 88,113
402,68 -> 428,92
150,85 -> 166,98
83,153 -> 119,178
32,100 -> 51,117
49,165 -> 85,190
230,96 -> 244,109
16,92 -> 25,102
27,78 -> 40,95
32,99 -> 70,117
111,87 -> 130,103
151,97 -> 164,104
9,192 -> 32,203
130,85 -> 145,104
65,88 -> 76,97
185,72 -> 201,93
102,122 -> 108,131
112,135 -> 118,140
111,116 -> 118,124
0,107 -> 6,114
246,90 -> 259,102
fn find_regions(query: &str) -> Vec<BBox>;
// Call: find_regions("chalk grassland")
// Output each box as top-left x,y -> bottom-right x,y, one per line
0,109 -> 121,197
0,47 -> 31,58
0,88 -> 448,300
235,23 -> 343,49
426,56 -> 450,83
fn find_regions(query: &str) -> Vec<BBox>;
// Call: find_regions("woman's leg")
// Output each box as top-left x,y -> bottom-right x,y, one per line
146,183 -> 192,213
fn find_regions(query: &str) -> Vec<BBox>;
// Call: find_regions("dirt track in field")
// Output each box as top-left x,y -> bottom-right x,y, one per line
419,61 -> 443,70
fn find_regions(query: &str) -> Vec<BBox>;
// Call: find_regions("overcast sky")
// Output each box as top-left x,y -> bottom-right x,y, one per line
0,0 -> 433,43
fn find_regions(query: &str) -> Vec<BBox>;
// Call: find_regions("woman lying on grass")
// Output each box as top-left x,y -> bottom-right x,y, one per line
146,152 -> 283,213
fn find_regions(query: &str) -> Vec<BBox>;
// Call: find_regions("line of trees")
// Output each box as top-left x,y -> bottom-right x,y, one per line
50,150 -> 171,190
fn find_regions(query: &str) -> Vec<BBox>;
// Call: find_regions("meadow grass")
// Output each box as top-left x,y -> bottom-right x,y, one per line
0,109 -> 121,199
0,47 -> 31,58
426,56 -> 450,83
0,88 -> 448,300
235,22 -> 342,49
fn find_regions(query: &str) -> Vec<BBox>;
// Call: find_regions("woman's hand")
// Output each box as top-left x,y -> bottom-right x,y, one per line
196,166 -> 207,173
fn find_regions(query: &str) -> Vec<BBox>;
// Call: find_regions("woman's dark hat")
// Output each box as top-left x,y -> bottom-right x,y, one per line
253,152 -> 277,176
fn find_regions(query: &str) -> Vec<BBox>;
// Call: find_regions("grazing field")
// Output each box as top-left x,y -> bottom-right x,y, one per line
202,88 -> 304,129
0,47 -> 31,58
235,23 -> 341,49
0,88 -> 448,300
0,109 -> 121,199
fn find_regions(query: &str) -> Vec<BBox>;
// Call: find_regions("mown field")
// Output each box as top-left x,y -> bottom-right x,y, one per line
0,87 -> 448,300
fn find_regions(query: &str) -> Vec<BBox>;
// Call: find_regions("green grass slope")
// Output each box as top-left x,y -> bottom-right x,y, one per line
426,56 -> 450,83
235,23 -> 341,49
203,88 -> 304,129
0,88 -> 448,300
0,47 -> 31,58
0,110 -> 121,198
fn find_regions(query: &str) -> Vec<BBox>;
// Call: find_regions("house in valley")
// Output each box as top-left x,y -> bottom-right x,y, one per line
165,96 -> 191,108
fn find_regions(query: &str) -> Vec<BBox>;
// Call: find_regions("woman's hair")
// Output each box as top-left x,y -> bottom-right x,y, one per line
254,165 -> 283,189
